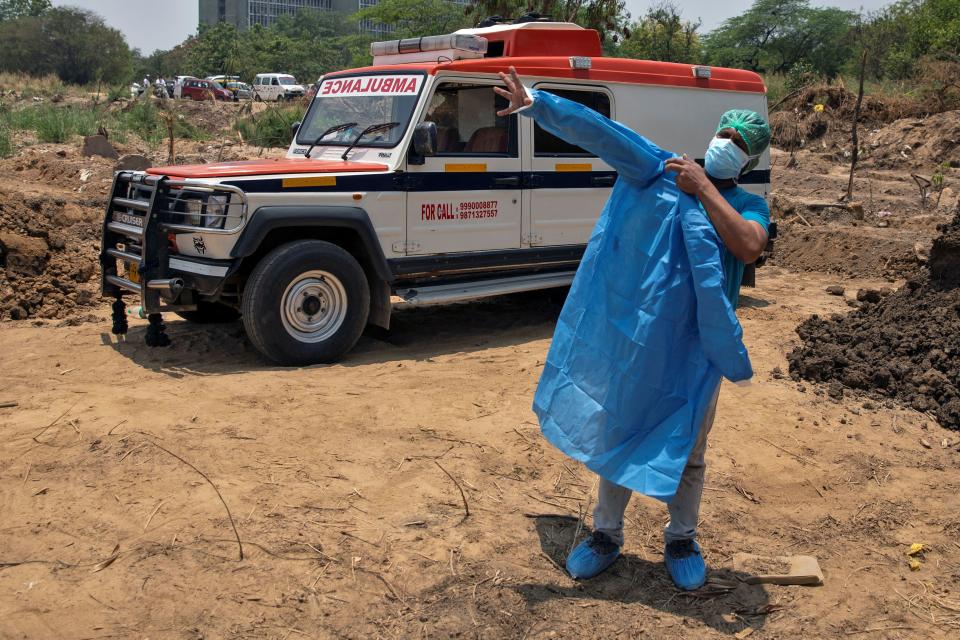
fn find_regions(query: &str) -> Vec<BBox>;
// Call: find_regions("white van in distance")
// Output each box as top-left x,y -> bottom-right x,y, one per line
100,21 -> 773,365
252,73 -> 306,101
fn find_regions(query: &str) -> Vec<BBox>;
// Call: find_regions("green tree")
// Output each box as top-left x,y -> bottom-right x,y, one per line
354,0 -> 471,39
135,40 -> 196,80
43,8 -> 133,84
189,21 -> 244,78
618,2 -> 701,63
0,7 -> 132,84
0,0 -> 49,21
186,9 -> 367,83
860,0 -> 960,80
702,0 -> 854,77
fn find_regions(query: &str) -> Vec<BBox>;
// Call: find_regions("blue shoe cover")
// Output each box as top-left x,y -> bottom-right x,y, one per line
566,531 -> 621,579
664,539 -> 706,590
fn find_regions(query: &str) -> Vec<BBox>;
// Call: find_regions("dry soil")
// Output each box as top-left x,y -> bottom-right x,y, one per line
1,269 -> 959,639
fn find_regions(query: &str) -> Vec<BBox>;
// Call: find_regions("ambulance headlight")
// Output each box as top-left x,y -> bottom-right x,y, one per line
185,199 -> 203,226
202,195 -> 228,229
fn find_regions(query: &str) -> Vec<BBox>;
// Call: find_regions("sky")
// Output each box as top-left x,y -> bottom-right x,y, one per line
52,0 -> 894,55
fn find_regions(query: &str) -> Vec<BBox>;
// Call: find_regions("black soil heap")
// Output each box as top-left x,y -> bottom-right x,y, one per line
788,214 -> 960,430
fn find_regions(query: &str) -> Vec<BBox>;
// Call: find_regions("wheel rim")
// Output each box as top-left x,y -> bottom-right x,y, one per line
280,270 -> 348,343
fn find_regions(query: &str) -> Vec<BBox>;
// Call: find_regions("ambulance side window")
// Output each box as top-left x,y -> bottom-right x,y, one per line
534,89 -> 611,157
423,83 -> 516,157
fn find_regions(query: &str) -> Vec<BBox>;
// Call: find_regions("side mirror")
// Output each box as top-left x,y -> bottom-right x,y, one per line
291,121 -> 301,139
409,121 -> 437,165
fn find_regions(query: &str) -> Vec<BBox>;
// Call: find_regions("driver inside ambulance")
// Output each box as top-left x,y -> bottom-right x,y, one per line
495,66 -> 772,591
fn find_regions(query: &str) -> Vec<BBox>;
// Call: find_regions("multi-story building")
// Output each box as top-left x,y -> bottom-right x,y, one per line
200,0 -> 472,32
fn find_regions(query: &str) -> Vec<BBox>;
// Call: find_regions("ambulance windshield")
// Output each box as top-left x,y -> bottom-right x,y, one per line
297,73 -> 425,150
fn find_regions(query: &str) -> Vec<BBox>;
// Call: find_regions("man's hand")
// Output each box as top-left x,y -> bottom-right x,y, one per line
665,156 -> 713,197
494,66 -> 532,116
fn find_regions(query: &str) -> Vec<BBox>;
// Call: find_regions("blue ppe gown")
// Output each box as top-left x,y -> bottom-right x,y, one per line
524,90 -> 754,503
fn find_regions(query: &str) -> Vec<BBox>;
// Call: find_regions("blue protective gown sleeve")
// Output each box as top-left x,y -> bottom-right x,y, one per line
527,88 -> 756,501
522,89 -> 668,185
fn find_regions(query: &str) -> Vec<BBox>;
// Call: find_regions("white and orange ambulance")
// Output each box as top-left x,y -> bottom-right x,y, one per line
100,20 -> 772,365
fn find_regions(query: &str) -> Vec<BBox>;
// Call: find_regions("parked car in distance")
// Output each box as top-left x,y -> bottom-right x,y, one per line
181,78 -> 232,101
206,75 -> 240,87
252,73 -> 305,101
225,81 -> 253,100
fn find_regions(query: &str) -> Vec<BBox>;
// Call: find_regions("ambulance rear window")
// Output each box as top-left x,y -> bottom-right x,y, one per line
534,89 -> 611,157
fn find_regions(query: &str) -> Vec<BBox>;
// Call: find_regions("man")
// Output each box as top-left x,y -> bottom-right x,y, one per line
495,67 -> 771,590
174,76 -> 183,100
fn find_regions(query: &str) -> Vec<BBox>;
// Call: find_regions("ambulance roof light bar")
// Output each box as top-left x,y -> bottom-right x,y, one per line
371,34 -> 488,65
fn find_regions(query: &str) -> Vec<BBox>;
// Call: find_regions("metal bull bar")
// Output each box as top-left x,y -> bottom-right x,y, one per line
99,171 -> 245,345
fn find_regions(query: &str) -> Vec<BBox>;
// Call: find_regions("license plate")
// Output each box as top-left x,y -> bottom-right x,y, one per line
127,261 -> 140,283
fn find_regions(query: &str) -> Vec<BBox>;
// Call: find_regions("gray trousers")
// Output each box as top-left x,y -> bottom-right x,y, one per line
592,384 -> 721,546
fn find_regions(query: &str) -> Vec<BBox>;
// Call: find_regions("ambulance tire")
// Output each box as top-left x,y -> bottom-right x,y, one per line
242,240 -> 369,365
175,301 -> 241,324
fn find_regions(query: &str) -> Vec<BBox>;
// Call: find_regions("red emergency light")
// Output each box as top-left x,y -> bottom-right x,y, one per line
478,23 -> 603,58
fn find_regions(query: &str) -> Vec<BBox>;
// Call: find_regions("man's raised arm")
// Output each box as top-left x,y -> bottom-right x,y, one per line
495,66 -> 666,185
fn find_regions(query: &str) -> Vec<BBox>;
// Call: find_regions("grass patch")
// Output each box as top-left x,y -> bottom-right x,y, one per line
0,72 -> 66,99
0,100 -> 209,146
235,104 -> 303,148
0,125 -> 12,158
2,104 -> 99,142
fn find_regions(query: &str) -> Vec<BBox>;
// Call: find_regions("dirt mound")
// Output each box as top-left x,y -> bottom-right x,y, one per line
2,147 -> 117,194
931,217 -> 960,286
788,214 -> 960,429
863,110 -> 960,168
771,84 -> 920,152
169,99 -> 248,135
0,186 -> 102,321
771,223 -> 923,280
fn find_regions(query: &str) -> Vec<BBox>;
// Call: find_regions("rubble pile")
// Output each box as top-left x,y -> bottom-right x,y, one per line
0,187 -> 102,321
788,214 -> 960,429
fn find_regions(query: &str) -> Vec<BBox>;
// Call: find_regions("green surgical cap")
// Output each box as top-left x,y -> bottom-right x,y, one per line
716,109 -> 771,157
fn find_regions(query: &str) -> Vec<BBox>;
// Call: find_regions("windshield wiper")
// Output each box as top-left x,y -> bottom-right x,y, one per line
340,121 -> 400,161
305,122 -> 357,158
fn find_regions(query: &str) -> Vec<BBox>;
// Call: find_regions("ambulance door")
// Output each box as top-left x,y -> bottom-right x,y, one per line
405,80 -> 522,254
527,85 -> 615,246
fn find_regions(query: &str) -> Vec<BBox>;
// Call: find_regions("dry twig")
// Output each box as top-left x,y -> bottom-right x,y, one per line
148,441 -> 243,560
758,437 -> 822,468
32,403 -> 77,442
435,461 -> 470,520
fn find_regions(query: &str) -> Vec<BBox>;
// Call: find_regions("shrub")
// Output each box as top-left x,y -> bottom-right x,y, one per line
107,84 -> 129,103
234,104 -> 303,148
786,61 -> 818,92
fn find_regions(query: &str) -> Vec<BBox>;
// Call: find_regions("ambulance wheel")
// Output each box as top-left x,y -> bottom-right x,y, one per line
175,301 -> 240,324
242,240 -> 369,365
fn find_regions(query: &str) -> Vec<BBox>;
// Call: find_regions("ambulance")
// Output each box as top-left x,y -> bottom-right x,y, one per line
99,20 -> 772,365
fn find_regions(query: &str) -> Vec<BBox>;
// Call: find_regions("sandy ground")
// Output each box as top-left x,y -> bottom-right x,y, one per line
1,267 -> 959,639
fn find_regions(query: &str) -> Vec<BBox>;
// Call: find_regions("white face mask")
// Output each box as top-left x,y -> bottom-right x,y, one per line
704,137 -> 749,180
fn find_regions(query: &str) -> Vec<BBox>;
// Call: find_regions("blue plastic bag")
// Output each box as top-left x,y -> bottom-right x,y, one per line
524,90 -> 753,502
